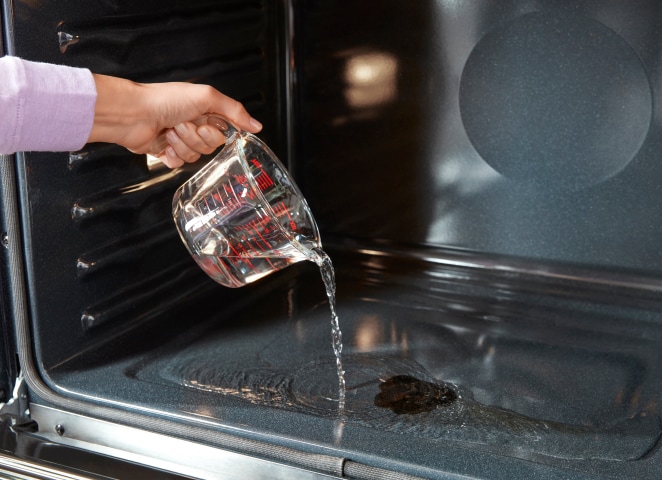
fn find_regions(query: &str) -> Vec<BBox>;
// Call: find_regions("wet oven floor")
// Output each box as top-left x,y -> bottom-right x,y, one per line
46,248 -> 662,479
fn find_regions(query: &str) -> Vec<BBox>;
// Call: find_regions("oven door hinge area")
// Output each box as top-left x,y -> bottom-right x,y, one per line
0,374 -> 37,433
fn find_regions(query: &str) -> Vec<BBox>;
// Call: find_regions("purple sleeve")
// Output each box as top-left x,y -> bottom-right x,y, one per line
0,56 -> 97,154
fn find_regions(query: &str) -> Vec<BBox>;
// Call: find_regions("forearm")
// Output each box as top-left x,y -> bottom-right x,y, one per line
87,74 -> 156,151
0,56 -> 261,166
0,57 -> 96,154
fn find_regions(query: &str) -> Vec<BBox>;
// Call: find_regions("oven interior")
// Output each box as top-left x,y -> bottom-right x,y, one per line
3,1 -> 662,479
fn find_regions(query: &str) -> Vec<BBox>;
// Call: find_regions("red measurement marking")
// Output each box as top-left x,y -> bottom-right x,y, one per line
222,182 -> 245,203
256,174 -> 273,192
211,185 -> 245,216
234,215 -> 271,233
272,201 -> 297,231
251,220 -> 276,252
227,174 -> 257,200
228,242 -> 254,269
250,158 -> 275,192
217,191 -> 229,212
244,236 -> 277,270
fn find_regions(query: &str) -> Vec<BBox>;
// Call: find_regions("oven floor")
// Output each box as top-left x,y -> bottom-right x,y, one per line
46,249 -> 662,479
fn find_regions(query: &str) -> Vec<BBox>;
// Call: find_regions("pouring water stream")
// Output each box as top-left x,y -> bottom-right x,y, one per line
309,247 -> 346,412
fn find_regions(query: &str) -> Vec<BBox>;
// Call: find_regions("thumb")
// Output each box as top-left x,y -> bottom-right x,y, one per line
206,90 -> 262,133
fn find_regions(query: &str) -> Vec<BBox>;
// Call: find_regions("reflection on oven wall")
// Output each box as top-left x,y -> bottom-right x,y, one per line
297,1 -> 662,276
342,51 -> 398,114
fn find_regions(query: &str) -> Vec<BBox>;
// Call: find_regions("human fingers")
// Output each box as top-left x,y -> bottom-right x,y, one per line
173,122 -> 220,154
155,121 -> 224,169
197,125 -> 225,148
166,129 -> 201,164
157,147 -> 185,169
202,87 -> 263,134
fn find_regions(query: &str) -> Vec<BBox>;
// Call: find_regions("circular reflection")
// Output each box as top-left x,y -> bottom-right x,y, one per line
460,12 -> 652,188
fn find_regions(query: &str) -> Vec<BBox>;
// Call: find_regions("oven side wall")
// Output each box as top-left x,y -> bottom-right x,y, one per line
4,0 -> 289,370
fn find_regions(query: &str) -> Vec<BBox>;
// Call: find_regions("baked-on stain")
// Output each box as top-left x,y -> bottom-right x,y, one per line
374,375 -> 458,414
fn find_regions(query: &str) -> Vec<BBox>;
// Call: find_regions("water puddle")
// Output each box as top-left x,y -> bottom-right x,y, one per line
162,352 -> 661,462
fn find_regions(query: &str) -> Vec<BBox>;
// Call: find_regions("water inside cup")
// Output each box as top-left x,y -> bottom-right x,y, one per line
173,129 -> 319,287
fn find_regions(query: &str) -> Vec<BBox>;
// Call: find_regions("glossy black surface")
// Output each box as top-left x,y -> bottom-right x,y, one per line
7,0 -> 287,368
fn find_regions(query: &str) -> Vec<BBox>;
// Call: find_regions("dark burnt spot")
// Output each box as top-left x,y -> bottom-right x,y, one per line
374,375 -> 458,414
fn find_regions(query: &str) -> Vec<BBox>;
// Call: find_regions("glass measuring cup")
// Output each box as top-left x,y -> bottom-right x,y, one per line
172,118 -> 321,288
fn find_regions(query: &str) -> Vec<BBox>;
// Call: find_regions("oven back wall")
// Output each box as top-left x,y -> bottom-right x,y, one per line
6,0 -> 287,369
295,0 -> 662,276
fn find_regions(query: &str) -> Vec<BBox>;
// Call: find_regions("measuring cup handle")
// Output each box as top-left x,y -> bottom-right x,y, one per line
206,115 -> 239,139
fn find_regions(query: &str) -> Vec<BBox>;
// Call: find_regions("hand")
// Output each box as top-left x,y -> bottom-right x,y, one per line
87,74 -> 262,168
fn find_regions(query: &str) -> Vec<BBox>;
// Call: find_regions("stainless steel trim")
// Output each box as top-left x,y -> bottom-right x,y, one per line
0,452 -> 98,480
1,0 -> 15,55
30,404 -> 335,480
284,0 -> 296,167
0,374 -> 28,421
